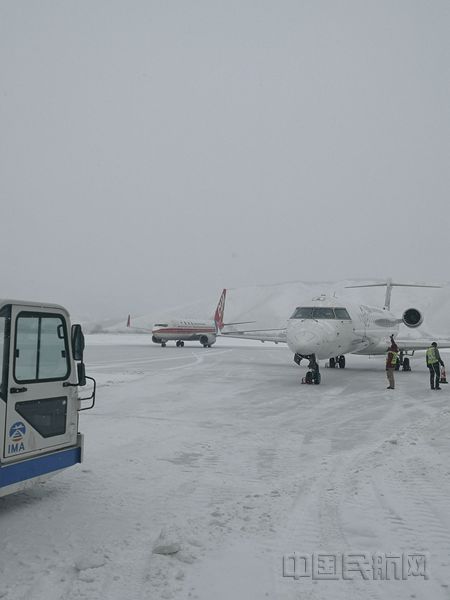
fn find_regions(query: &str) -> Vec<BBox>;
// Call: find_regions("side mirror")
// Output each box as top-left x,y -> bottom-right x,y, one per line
71,324 -> 85,361
77,362 -> 87,387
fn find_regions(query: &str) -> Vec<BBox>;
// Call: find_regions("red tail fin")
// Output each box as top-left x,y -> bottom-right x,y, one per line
214,289 -> 226,331
126,314 -> 131,328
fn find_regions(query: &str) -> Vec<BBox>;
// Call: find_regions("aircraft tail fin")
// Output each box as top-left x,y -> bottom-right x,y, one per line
346,278 -> 440,310
214,289 -> 226,331
214,288 -> 256,331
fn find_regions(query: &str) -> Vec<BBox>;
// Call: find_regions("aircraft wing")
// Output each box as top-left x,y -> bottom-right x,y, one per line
396,339 -> 450,352
220,328 -> 287,344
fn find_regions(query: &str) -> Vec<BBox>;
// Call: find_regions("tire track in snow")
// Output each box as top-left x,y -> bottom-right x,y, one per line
89,349 -> 231,371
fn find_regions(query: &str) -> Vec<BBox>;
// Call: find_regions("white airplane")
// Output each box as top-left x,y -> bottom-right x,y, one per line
221,280 -> 450,382
127,289 -> 249,348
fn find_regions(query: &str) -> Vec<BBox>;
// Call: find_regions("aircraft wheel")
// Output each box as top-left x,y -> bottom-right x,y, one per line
338,355 -> 346,369
329,357 -> 336,368
161,342 -> 166,348
402,357 -> 411,371
176,341 -> 180,347
180,341 -> 185,347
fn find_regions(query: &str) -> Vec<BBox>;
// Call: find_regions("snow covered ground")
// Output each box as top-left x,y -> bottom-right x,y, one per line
1,334 -> 449,600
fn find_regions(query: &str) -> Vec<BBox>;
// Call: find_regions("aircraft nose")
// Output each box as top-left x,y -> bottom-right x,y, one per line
286,320 -> 331,355
293,331 -> 320,354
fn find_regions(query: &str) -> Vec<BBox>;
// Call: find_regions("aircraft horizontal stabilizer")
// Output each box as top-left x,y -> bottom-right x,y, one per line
223,321 -> 256,327
346,279 -> 441,310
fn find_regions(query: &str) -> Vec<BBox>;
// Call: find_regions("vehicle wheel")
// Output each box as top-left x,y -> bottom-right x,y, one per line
338,356 -> 346,368
402,357 -> 410,371
329,357 -> 336,368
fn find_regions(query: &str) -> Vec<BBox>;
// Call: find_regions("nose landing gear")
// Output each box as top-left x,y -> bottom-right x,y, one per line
296,353 -> 321,385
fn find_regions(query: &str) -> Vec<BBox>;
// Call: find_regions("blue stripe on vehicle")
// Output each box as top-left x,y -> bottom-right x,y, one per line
0,447 -> 81,488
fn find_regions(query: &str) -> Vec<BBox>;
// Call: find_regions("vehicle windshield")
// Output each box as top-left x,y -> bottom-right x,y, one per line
290,307 -> 351,320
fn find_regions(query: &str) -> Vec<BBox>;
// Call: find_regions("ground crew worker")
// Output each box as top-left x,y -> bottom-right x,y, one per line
386,335 -> 399,389
426,342 -> 445,390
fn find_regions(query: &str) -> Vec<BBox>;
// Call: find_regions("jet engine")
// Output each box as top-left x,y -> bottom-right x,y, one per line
402,308 -> 423,328
199,335 -> 215,347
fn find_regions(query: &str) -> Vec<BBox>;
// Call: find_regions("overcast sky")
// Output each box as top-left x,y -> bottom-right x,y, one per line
1,1 -> 449,320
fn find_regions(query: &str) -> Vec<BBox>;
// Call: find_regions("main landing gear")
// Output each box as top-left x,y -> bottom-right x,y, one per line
176,340 -> 185,347
329,355 -> 346,369
395,351 -> 411,371
294,353 -> 321,385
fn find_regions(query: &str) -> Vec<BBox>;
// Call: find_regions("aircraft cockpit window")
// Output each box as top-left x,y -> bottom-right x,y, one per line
334,308 -> 351,320
291,307 -> 314,319
155,323 -> 168,327
291,307 -> 345,319
312,307 -> 335,319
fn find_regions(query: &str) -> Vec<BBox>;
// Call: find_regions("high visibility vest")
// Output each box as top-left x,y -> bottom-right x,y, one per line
388,350 -> 398,365
426,347 -> 438,364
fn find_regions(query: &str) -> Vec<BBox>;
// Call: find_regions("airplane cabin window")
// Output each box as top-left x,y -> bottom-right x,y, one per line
334,308 -> 351,320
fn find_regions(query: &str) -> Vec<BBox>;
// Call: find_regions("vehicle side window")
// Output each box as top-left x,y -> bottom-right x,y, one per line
15,313 -> 70,382
334,308 -> 351,320
0,306 -> 10,400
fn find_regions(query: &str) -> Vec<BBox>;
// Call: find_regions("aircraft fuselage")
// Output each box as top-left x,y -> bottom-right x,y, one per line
152,320 -> 217,347
286,296 -> 400,360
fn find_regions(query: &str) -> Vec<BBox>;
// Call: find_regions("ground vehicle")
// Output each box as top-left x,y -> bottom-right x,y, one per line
0,300 -> 95,497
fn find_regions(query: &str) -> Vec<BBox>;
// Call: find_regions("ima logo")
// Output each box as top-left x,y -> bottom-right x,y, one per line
8,421 -> 26,453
